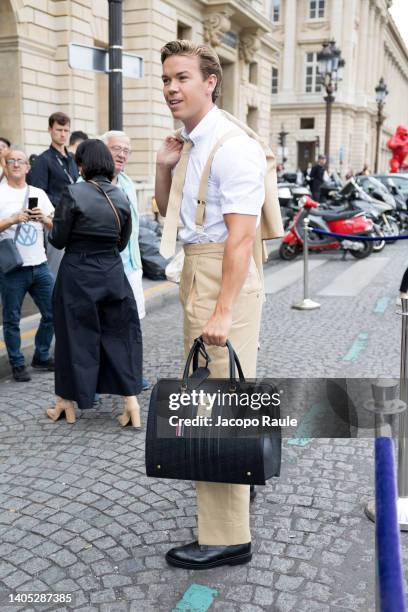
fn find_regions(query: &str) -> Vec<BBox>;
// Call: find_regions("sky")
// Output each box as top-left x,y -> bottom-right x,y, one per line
389,0 -> 408,47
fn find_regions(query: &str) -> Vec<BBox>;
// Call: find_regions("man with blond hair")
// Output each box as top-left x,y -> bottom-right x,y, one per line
155,40 -> 269,569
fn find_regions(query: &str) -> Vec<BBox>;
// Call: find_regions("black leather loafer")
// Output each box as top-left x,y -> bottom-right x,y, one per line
250,484 -> 256,502
31,357 -> 55,371
12,366 -> 31,382
165,541 -> 252,570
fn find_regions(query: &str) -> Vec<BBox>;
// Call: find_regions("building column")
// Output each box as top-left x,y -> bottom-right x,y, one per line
377,10 -> 386,79
330,0 -> 343,46
370,7 -> 381,93
366,1 -> 375,95
357,0 -> 369,97
282,0 -> 296,93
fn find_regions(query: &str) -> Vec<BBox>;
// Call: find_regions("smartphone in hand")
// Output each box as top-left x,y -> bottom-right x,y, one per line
28,197 -> 38,210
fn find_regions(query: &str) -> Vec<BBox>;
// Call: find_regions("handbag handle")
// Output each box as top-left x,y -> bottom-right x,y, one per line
88,180 -> 122,236
192,338 -> 245,385
182,336 -> 245,390
225,339 -> 246,387
182,337 -> 210,388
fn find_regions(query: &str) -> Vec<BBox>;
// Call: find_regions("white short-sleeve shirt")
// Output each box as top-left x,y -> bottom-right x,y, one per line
0,183 -> 54,266
178,106 -> 266,244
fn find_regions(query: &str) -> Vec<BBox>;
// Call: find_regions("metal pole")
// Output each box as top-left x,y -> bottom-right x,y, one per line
364,302 -> 408,531
303,218 -> 310,299
324,92 -> 334,170
108,0 -> 123,130
398,297 -> 408,500
292,217 -> 320,310
374,108 -> 383,174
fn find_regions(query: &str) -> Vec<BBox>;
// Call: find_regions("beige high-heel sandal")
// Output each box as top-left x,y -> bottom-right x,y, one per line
46,398 -> 76,423
117,396 -> 141,428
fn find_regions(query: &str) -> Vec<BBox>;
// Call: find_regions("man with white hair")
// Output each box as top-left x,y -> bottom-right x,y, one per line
100,131 -> 144,318
100,130 -> 149,391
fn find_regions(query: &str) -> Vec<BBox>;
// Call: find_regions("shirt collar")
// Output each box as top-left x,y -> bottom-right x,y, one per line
180,105 -> 220,145
50,144 -> 70,159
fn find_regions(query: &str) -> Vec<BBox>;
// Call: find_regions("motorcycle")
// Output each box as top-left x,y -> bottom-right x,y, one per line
355,175 -> 404,234
320,179 -> 397,251
361,176 -> 408,230
279,184 -> 310,230
279,196 -> 374,261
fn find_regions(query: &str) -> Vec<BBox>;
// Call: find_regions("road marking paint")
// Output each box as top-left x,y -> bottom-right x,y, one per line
342,332 -> 369,361
0,328 -> 36,350
144,281 -> 176,297
287,437 -> 311,446
373,296 -> 391,314
287,402 -> 327,445
264,259 -> 327,294
318,257 -> 389,296
173,584 -> 218,612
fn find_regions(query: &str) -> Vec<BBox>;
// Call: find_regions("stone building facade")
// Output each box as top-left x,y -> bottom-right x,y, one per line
0,0 -> 407,212
0,0 -> 279,210
270,0 -> 408,174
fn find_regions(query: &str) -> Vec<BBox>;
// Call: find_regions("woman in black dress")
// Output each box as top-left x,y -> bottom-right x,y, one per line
47,139 -> 142,427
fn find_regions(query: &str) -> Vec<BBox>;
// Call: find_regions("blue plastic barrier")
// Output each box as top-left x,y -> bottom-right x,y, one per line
375,437 -> 406,612
311,228 -> 408,241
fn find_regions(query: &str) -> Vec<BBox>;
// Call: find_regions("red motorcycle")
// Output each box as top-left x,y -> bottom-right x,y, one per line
279,196 -> 374,260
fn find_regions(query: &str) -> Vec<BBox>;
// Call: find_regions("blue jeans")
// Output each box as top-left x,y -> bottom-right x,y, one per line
0,263 -> 54,367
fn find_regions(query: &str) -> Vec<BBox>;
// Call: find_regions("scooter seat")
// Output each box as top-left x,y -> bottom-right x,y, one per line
310,209 -> 359,221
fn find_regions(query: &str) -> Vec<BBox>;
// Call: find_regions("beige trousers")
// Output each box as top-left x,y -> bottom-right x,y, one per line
180,242 -> 263,545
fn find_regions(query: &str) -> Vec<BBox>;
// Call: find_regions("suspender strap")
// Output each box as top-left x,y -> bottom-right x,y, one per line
195,129 -> 242,228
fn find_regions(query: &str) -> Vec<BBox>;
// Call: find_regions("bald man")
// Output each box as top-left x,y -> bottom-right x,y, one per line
0,149 -> 54,382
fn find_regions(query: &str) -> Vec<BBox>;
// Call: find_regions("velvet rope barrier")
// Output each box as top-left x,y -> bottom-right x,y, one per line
310,228 -> 408,241
375,437 -> 406,612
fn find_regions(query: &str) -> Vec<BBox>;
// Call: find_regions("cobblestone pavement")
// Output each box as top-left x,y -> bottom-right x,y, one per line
1,241 -> 408,611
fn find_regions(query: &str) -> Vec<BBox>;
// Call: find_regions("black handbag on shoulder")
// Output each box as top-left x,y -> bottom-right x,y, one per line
0,225 -> 24,274
0,185 -> 29,274
145,337 -> 281,485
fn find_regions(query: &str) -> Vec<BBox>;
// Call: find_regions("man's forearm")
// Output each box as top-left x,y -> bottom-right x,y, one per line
214,234 -> 254,314
155,164 -> 172,217
43,216 -> 53,231
0,217 -> 15,232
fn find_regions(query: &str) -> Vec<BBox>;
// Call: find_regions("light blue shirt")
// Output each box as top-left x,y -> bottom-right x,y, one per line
116,172 -> 142,274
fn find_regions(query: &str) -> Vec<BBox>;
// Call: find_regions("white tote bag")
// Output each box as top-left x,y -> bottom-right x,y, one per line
165,249 -> 185,284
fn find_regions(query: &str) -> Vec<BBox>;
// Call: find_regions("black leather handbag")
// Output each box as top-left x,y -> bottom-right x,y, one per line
0,224 -> 24,274
0,185 -> 29,274
145,337 -> 281,485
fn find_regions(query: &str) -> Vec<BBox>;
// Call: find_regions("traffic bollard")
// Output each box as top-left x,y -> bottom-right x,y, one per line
292,217 -> 320,310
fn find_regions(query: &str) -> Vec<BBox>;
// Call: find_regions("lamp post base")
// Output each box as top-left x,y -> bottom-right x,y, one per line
365,497 -> 408,531
292,298 -> 321,311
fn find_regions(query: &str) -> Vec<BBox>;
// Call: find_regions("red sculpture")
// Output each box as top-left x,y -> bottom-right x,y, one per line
387,125 -> 408,173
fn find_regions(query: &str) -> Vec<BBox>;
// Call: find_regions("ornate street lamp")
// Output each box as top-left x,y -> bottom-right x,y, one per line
374,77 -> 389,173
317,39 -> 345,170
278,124 -> 289,165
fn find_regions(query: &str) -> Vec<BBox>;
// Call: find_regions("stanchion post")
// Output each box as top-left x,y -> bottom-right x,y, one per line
292,217 -> 320,310
397,297 -> 408,528
367,300 -> 408,530
365,379 -> 404,523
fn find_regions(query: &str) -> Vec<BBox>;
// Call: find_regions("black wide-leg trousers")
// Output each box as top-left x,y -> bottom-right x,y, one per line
53,250 -> 142,410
